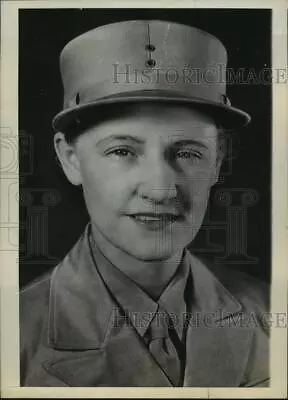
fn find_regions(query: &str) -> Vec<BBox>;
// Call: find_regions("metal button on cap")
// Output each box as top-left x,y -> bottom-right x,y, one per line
146,59 -> 156,67
145,44 -> 156,52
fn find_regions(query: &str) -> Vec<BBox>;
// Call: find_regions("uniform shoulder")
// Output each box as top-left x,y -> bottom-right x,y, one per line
197,256 -> 270,313
20,269 -> 53,302
19,268 -> 55,327
19,269 -> 55,383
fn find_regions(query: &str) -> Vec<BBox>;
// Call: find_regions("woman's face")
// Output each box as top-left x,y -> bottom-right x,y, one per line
59,103 -> 222,261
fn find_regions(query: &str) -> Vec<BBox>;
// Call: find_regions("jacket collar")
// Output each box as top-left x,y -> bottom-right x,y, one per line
48,224 -> 242,350
187,253 -> 242,321
48,224 -> 116,350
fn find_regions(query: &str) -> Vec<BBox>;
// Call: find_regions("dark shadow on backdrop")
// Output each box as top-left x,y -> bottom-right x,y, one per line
19,8 -> 272,287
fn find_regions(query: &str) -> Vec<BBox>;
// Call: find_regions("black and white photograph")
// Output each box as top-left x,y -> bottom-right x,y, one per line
1,2 -> 287,397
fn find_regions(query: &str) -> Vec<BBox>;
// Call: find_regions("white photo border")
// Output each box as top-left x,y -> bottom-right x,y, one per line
1,0 -> 287,398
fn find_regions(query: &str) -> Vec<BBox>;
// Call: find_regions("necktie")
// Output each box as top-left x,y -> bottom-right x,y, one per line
147,306 -> 181,386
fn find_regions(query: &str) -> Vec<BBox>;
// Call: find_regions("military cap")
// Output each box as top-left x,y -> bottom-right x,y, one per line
52,20 -> 251,132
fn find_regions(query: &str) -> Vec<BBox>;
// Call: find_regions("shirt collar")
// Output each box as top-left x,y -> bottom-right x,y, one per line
158,256 -> 191,337
89,231 -> 190,338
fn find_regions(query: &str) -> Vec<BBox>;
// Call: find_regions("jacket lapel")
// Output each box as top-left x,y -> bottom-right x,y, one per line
184,254 -> 253,387
184,317 -> 254,386
43,317 -> 172,387
43,226 -> 172,386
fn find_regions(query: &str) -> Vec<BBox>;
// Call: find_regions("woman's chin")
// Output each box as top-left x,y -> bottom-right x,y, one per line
121,242 -> 182,262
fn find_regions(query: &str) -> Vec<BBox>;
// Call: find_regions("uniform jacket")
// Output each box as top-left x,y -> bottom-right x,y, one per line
20,227 -> 270,387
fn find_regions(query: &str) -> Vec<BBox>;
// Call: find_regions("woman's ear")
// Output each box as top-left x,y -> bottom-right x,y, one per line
211,130 -> 226,186
54,132 -> 82,186
211,156 -> 223,186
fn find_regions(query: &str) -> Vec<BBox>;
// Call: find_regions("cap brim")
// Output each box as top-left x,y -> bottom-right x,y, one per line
52,91 -> 251,132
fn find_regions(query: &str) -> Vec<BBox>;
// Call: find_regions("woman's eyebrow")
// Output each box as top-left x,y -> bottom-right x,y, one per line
96,135 -> 145,147
95,135 -> 210,150
172,139 -> 209,150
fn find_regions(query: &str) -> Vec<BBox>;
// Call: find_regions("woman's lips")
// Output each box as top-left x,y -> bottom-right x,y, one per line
128,213 -> 181,230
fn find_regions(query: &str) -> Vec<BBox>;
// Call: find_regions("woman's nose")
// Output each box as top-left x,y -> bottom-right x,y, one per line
137,155 -> 177,203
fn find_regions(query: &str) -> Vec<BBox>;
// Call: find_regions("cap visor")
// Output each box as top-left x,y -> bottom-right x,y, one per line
52,91 -> 251,132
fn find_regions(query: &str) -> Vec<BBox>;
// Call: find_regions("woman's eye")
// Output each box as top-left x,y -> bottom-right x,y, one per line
176,149 -> 202,160
106,147 -> 135,158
